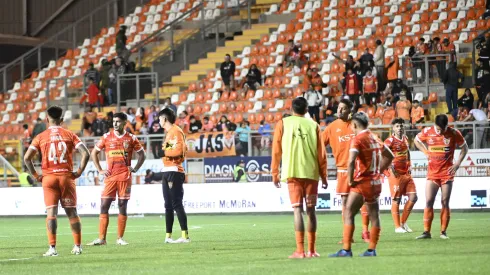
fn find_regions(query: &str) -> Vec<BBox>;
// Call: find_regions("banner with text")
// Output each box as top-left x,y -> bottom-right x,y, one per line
0,178 -> 487,216
186,132 -> 236,158
204,156 -> 271,183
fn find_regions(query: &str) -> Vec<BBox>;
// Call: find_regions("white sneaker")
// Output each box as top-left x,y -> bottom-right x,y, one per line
440,233 -> 450,240
43,247 -> 58,257
116,238 -> 129,246
402,223 -> 413,233
86,238 -> 107,246
172,237 -> 190,244
71,245 -> 82,255
164,238 -> 174,244
395,227 -> 408,233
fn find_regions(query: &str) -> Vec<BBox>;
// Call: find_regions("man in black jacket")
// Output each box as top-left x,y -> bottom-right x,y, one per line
475,58 -> 490,107
220,54 -> 236,91
188,116 -> 202,133
116,26 -> 129,60
442,62 -> 464,114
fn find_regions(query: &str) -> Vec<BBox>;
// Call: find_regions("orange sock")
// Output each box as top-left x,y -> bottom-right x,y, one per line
69,217 -> 82,246
117,214 -> 128,239
307,231 -> 316,253
342,224 -> 354,251
99,214 -> 109,240
441,207 -> 450,232
46,216 -> 57,246
423,207 -> 434,233
401,200 -> 415,224
391,202 -> 401,228
295,231 -> 305,253
361,205 -> 369,233
368,226 -> 381,250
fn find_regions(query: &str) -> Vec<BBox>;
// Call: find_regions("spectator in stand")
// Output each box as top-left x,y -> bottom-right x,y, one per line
124,120 -> 136,134
147,105 -> 158,128
201,116 -> 215,132
432,37 -> 446,82
126,107 -> 136,126
91,116 -> 108,137
258,120 -> 271,151
135,107 -> 146,133
302,88 -> 323,123
177,111 -> 190,131
149,120 -> 164,159
235,121 -> 251,156
462,108 -> 489,148
359,48 -> 374,76
395,90 -> 412,123
441,38 -> 457,65
139,122 -> 149,135
84,62 -> 101,87
363,68 -> 377,106
242,64 -> 262,92
188,115 -> 202,134
284,39 -> 303,70
443,62 -> 464,114
411,100 -> 425,126
216,115 -> 236,132
220,54 -> 236,91
80,78 -> 102,111
386,55 -> 400,84
332,53 -> 356,72
162,97 -> 177,114
344,68 -> 361,108
106,111 -> 114,130
374,39 -> 386,91
456,103 -> 470,121
99,60 -> 111,105
459,88 -> 475,110
116,25 -> 129,60
304,67 -> 327,93
475,58 -> 490,106
22,124 -> 31,152
107,59 -> 126,105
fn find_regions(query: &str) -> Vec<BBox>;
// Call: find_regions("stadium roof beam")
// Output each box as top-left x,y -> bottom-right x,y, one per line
31,0 -> 77,37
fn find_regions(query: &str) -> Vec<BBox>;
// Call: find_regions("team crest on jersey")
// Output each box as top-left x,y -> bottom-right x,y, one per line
168,181 -> 173,189
443,137 -> 450,145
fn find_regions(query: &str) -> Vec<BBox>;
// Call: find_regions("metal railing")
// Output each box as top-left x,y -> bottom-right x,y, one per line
401,54 -> 450,91
0,153 -> 20,187
116,72 -> 159,110
0,0 -> 149,92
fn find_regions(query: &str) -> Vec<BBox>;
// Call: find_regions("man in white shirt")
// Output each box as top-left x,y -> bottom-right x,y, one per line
463,108 -> 489,148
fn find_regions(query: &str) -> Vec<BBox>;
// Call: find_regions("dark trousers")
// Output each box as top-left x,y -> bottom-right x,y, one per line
308,106 -> 320,123
446,86 -> 458,113
348,94 -> 361,109
151,141 -> 162,159
376,66 -> 385,91
162,171 -> 187,234
476,86 -> 487,108
364,93 -> 376,105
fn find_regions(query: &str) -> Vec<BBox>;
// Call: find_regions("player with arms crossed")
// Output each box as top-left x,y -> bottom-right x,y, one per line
271,97 -> 328,259
159,108 -> 190,244
322,98 -> 371,243
24,106 -> 90,256
414,114 -> 468,239
384,118 -> 418,233
87,112 -> 146,246
329,112 -> 394,257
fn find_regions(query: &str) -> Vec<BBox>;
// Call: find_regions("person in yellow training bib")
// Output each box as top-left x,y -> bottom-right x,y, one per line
271,97 -> 328,259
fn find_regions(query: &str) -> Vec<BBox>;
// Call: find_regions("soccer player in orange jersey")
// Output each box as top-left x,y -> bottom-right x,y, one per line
24,106 -> 90,257
322,98 -> 371,243
329,112 -> 394,257
384,118 -> 418,233
414,114 -> 468,240
87,112 -> 146,246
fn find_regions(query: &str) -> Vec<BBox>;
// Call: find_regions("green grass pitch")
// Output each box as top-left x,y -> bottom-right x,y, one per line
1,212 -> 489,274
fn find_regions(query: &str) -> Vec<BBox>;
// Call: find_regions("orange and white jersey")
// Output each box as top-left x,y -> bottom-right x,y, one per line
29,126 -> 83,176
322,119 -> 355,171
416,126 -> 465,180
384,135 -> 410,175
350,129 -> 385,182
95,130 -> 144,181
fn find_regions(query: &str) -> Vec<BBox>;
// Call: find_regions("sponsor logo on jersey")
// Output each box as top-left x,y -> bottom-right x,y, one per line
429,146 -> 450,152
108,150 -> 125,157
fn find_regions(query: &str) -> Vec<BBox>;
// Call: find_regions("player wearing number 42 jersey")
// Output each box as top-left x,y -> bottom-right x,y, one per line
24,106 -> 90,257
414,114 -> 468,240
87,112 -> 146,246
329,112 -> 394,258
384,118 -> 418,234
